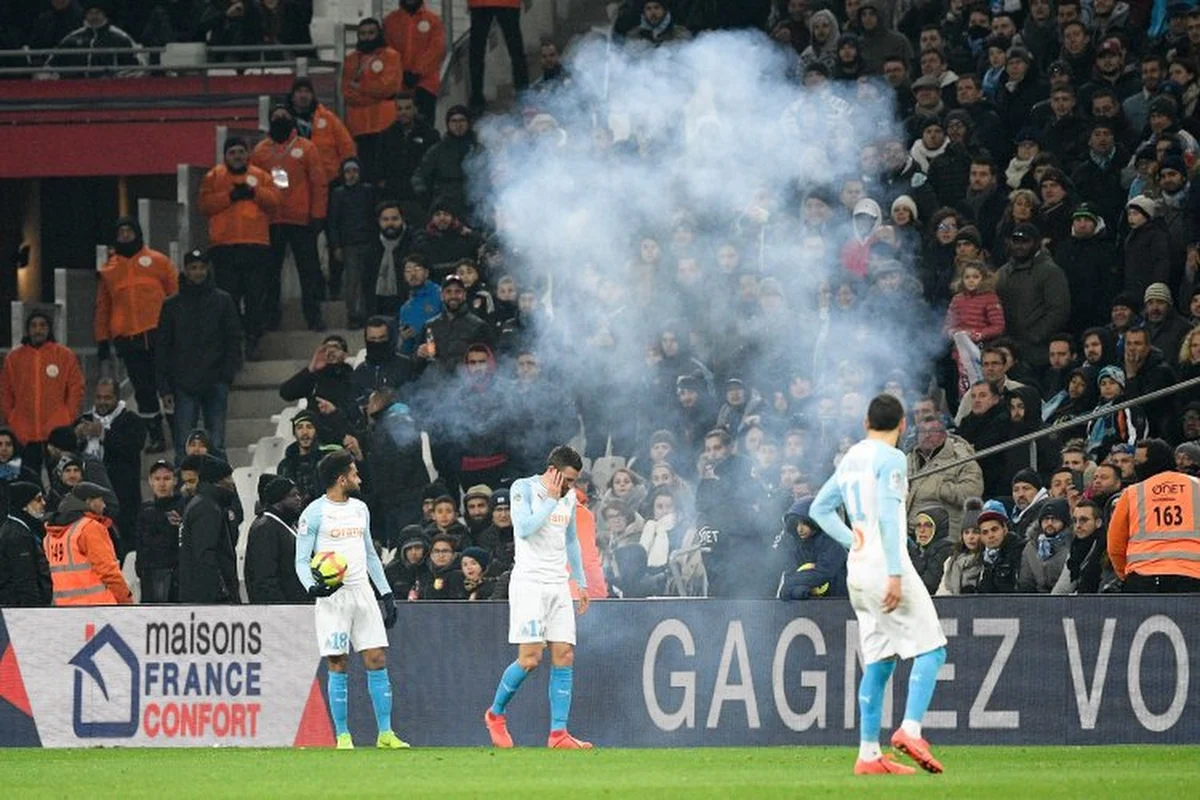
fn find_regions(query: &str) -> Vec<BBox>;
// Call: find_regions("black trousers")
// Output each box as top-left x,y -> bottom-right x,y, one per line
210,243 -> 270,341
114,334 -> 160,416
1123,572 -> 1200,593
414,87 -> 437,124
468,7 -> 527,106
267,224 -> 324,328
354,132 -> 386,185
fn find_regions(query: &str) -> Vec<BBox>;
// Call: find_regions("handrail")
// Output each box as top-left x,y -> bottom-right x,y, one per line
0,43 -> 319,57
913,373 -> 1200,479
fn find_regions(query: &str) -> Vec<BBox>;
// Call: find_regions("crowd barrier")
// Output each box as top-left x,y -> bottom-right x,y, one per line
0,597 -> 1196,748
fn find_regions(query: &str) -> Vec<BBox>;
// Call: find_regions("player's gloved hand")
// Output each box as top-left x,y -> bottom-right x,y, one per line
380,592 -> 397,629
96,340 -> 111,362
308,579 -> 340,599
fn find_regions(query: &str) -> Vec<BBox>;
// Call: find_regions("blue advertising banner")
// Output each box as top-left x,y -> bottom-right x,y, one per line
1,597 -> 1196,748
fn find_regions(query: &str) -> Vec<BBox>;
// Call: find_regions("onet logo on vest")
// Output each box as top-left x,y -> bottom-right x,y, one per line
70,623 -> 139,738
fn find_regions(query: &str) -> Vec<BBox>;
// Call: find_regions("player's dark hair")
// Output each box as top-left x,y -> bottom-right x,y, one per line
319,450 -> 355,489
866,393 -> 905,432
547,445 -> 583,472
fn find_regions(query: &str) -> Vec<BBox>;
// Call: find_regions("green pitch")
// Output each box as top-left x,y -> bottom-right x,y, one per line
2,746 -> 1196,798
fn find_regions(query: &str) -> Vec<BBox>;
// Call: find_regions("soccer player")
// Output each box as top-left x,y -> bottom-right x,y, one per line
484,445 -> 592,749
295,450 -> 407,750
810,394 -> 948,775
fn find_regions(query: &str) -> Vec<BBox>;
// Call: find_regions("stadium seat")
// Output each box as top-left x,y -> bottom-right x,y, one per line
232,466 -> 263,596
250,435 -> 290,471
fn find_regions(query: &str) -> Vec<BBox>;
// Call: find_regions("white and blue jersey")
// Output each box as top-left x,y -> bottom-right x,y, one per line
294,495 -> 390,594
509,475 -> 586,587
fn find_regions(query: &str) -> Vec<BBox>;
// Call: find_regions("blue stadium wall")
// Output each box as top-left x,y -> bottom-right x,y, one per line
0,598 -> 1196,747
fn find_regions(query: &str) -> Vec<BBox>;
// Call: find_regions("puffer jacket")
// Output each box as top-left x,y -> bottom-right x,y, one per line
251,133 -> 329,225
383,2 -> 445,96
95,217 -> 179,341
198,164 -> 281,246
0,333 -> 85,446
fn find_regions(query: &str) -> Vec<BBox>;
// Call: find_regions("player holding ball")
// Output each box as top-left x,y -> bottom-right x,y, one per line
485,445 -> 592,749
295,450 -> 408,751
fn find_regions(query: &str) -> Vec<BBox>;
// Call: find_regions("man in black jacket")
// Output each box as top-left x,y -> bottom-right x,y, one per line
977,508 -> 1023,593
0,482 -> 51,607
156,248 -> 242,452
415,275 -> 493,377
245,474 -> 308,602
327,156 -> 378,328
958,381 -> 1016,498
277,409 -> 338,505
696,428 -> 768,598
354,316 -> 415,403
177,454 -> 240,604
75,377 -> 145,557
378,94 -> 440,212
365,387 -> 428,542
136,459 -> 185,603
47,2 -> 138,77
280,335 -> 365,446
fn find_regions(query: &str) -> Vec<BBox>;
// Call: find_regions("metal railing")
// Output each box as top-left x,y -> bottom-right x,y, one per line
0,44 -> 339,79
913,373 -> 1200,480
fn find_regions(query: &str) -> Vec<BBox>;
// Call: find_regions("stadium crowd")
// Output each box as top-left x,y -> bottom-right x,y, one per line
3,0 -> 1200,609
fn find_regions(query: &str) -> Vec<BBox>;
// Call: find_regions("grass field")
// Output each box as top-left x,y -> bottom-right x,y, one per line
2,746 -> 1197,798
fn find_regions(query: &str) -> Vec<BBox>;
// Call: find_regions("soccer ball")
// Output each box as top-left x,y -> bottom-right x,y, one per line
311,551 -> 348,588
798,563 -> 830,597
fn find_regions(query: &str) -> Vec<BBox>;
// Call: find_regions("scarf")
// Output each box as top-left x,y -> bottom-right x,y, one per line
909,139 -> 948,172
1005,156 -> 1032,189
375,235 -> 402,297
84,401 -> 126,460
0,456 -> 23,481
639,10 -> 673,38
983,546 -> 1000,565
1036,528 -> 1071,561
1086,401 -> 1117,455
1067,530 -> 1104,581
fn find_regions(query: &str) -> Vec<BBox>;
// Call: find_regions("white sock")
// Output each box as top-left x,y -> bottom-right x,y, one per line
858,741 -> 882,761
901,719 -> 922,738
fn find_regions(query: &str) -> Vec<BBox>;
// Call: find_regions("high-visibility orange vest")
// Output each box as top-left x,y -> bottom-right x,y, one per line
1108,471 -> 1200,581
44,520 -> 119,606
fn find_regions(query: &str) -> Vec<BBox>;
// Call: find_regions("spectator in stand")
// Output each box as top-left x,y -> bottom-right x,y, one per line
695,427 -> 767,598
571,486 -> 607,600
29,0 -> 84,53
461,546 -> 497,600
276,409 -> 334,505
417,531 -> 465,599
383,0 -> 445,124
198,0 -> 264,63
1052,499 -> 1109,594
462,483 -> 493,544
47,1 -> 137,77
1122,325 -> 1177,438
938,499 -> 984,595
74,378 -> 144,557
995,223 -> 1070,371
156,249 -> 242,452
43,482 -> 131,605
95,216 -> 178,454
416,275 -> 493,376
280,336 -> 365,446
378,94 -> 440,215
327,156 -> 377,326
1123,195 -> 1173,304
136,459 -> 184,603
467,0 -> 526,111
0,429 -> 41,486
997,47 -> 1047,138
177,453 -> 239,604
0,310 -> 84,478
413,106 -> 478,217
198,137 -> 279,357
448,343 -> 513,492
1124,54 -> 1165,134
45,425 -> 119,516
476,488 -> 513,575
906,415 -> 983,539
366,201 -> 416,318
775,496 -> 847,600
1144,283 -> 1191,358
252,104 -> 329,332
414,204 -> 480,277
395,256 -> 440,358
364,387 -> 428,538
245,474 -> 308,602
341,17 -> 401,182
958,380 -> 1014,498
508,349 -> 579,476
855,0 -> 911,73
385,525 -> 430,597
909,505 -> 954,595
976,505 -> 1022,594
257,0 -> 313,60
139,0 -> 205,49
354,316 -> 415,402
286,77 -> 355,201
1017,498 -> 1071,592
531,38 -> 569,94
0,482 -> 51,606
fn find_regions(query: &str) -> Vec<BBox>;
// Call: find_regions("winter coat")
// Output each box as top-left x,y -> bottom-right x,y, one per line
477,524 -> 514,576
341,45 -> 402,136
421,306 -> 494,376
155,269 -> 243,395
251,133 -> 329,225
327,181 -> 378,249
1070,152 -> 1129,227
48,21 -> 137,76
906,435 -> 984,540
776,498 -> 848,600
0,339 -> 85,446
945,290 -> 1005,344
417,562 -> 467,599
365,402 -> 429,530
1051,531 -> 1106,594
76,405 -> 145,536
386,550 -> 432,599
290,103 -> 356,186
245,510 -> 309,602
997,77 -> 1048,138
378,118 -> 441,202
1123,218 -> 1172,303
0,515 -> 51,606
135,495 -> 184,574
198,164 -> 280,247
1018,531 -> 1071,593
995,248 -> 1071,368
178,483 -> 239,604
957,405 -> 1015,499
383,3 -> 446,95
978,531 -> 1023,593
95,232 -> 179,341
412,132 -> 479,215
397,280 -> 443,353
279,363 -> 365,446
277,442 -> 335,506
909,505 -> 955,594
1055,228 -> 1120,336
940,549 -> 983,594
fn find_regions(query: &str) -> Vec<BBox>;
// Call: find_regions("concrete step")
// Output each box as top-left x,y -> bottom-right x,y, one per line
234,359 -> 307,389
228,388 -> 289,420
280,299 -> 349,332
254,329 -> 362,361
226,417 -> 277,450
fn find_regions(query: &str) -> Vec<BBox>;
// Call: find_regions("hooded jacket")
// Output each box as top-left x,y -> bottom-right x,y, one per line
0,512 -> 51,606
775,498 -> 848,600
385,531 -> 432,597
245,505 -> 309,603
366,400 -> 428,529
155,265 -> 242,395
287,78 -> 357,186
178,482 -> 240,604
839,198 -> 882,279
399,280 -> 444,355
996,246 -> 1071,368
43,496 -> 132,604
0,315 -> 85,446
909,505 -> 955,594
96,217 -> 179,341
